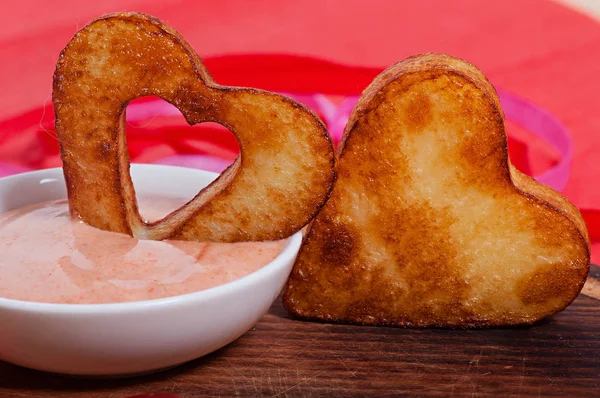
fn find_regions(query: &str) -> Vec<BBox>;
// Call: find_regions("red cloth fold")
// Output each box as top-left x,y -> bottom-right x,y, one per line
1,0 -> 599,262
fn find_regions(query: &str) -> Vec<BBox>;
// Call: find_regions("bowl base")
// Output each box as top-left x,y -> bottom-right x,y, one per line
0,360 -> 188,380
51,362 -> 186,379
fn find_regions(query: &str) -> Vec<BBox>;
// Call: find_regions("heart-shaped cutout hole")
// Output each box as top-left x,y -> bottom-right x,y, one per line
124,96 -> 240,222
53,12 -> 336,243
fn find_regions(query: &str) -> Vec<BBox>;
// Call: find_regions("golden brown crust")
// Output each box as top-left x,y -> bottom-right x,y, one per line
283,53 -> 590,328
53,12 -> 336,242
509,164 -> 590,246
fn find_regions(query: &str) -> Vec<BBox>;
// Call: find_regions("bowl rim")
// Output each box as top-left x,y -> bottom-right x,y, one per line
0,164 -> 302,314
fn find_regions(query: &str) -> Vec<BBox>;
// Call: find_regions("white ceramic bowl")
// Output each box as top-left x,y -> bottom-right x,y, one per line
0,164 -> 301,377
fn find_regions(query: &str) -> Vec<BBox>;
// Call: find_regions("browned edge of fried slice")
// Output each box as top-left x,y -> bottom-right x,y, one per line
53,12 -> 336,243
283,53 -> 590,328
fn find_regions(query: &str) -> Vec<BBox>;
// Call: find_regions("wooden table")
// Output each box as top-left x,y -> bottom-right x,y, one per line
2,266 -> 600,397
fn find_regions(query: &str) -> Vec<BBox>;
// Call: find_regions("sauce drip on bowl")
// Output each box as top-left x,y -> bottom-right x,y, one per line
0,197 -> 286,304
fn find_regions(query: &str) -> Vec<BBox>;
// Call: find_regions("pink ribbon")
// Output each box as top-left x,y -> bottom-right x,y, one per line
123,90 -> 573,191
496,90 -> 571,191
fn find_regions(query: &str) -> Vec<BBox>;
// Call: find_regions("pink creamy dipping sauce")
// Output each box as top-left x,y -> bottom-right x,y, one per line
0,197 -> 287,304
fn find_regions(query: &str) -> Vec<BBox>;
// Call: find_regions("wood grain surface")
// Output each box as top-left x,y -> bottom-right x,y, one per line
2,265 -> 600,397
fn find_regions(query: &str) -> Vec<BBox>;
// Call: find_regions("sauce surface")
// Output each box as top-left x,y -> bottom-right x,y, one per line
0,198 -> 286,304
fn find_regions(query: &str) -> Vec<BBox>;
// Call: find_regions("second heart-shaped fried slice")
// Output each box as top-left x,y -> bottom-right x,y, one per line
53,13 -> 335,242
284,54 -> 590,327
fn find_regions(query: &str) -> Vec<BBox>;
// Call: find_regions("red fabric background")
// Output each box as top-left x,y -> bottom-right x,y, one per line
1,0 -> 599,259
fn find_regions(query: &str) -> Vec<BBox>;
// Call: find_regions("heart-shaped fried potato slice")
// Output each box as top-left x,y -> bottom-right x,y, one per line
53,13 -> 335,242
283,53 -> 590,327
